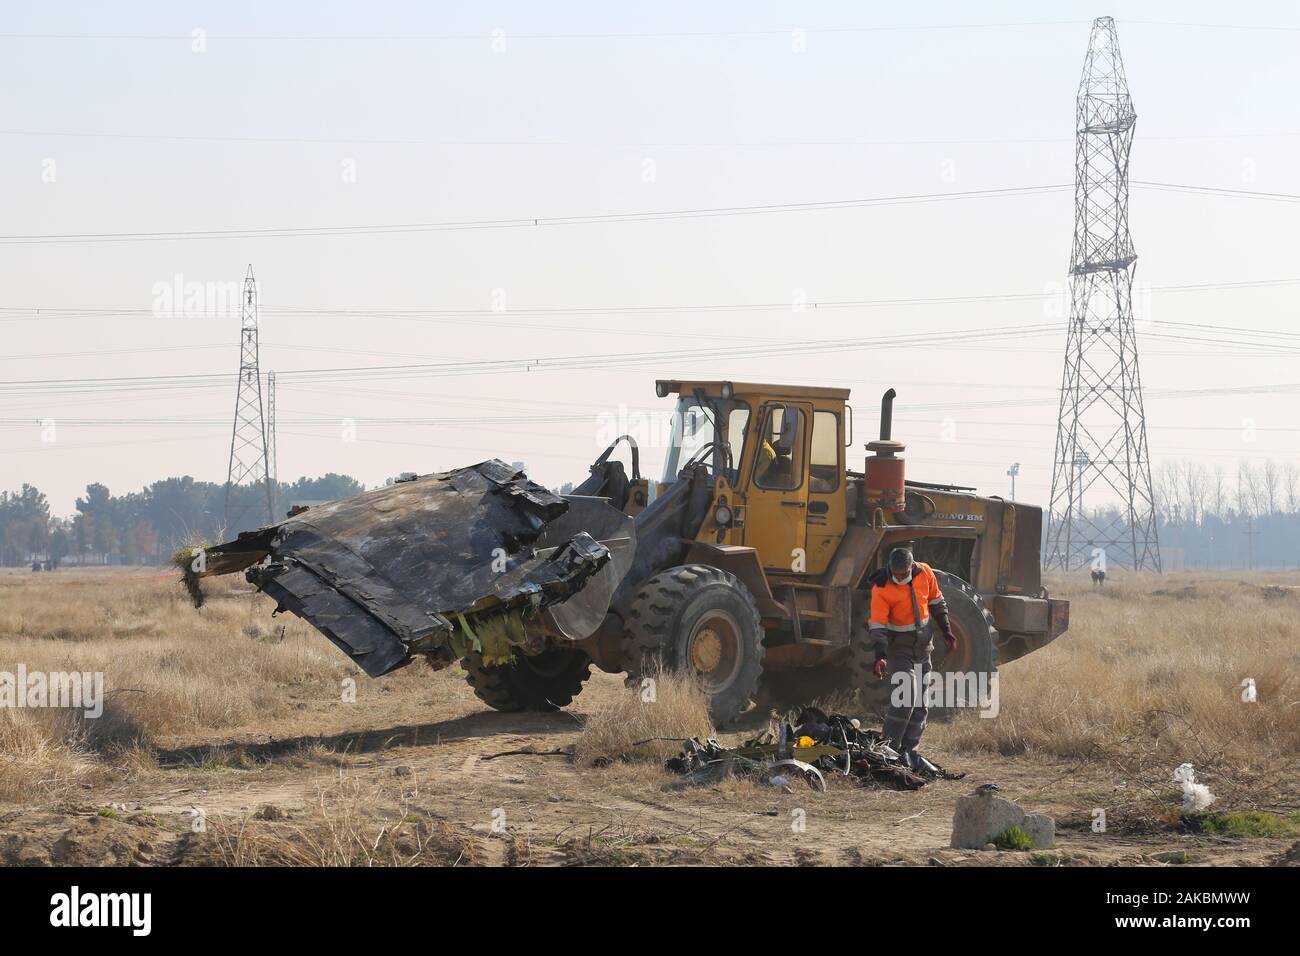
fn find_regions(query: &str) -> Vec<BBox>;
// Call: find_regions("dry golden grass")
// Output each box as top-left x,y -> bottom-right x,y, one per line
930,570 -> 1300,800
573,667 -> 715,766
3,565 -> 1298,820
202,777 -> 482,867
0,567 -> 423,804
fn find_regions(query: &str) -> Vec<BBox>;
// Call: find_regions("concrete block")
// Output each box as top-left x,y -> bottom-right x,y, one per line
951,792 -> 1055,849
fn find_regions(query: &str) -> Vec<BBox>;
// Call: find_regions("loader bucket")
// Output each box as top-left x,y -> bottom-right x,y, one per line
532,495 -> 636,640
196,460 -> 636,677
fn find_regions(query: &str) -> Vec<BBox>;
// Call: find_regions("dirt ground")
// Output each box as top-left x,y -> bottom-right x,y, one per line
1,567 -> 1298,867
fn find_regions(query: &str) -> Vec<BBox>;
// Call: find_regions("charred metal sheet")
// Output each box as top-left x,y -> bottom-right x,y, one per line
197,460 -> 633,677
770,758 -> 827,792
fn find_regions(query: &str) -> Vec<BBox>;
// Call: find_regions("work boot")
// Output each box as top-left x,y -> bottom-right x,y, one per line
907,749 -> 941,775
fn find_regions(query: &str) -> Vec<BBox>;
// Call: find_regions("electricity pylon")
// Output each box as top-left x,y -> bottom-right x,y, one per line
1045,17 -> 1161,572
223,265 -> 274,530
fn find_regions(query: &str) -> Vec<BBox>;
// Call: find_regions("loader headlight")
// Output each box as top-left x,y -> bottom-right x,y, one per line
714,504 -> 733,527
721,381 -> 734,400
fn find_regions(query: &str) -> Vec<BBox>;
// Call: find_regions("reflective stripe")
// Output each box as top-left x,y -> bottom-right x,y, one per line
883,621 -> 926,632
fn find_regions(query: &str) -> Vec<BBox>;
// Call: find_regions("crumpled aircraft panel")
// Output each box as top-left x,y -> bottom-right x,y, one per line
199,460 -> 631,676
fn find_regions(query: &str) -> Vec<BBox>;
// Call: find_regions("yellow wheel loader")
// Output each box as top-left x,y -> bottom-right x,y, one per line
192,381 -> 1069,724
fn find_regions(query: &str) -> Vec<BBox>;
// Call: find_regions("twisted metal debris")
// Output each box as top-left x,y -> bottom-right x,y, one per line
666,707 -> 966,791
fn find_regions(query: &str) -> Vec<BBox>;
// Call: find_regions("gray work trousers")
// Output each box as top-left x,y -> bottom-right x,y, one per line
882,628 -> 933,752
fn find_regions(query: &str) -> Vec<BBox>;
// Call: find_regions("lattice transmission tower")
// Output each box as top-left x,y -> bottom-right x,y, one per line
224,265 -> 275,530
1045,17 -> 1161,572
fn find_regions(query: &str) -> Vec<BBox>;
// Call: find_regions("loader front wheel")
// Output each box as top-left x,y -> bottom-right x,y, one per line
624,565 -> 765,726
462,646 -> 592,713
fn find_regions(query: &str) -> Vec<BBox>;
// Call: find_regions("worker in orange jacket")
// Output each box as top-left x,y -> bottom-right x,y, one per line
868,547 -> 957,768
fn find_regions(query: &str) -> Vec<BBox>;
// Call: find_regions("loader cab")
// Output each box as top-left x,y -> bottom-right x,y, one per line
656,380 -> 851,577
660,392 -> 752,488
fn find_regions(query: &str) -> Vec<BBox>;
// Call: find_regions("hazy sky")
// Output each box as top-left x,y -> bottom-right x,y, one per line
2,1 -> 1298,515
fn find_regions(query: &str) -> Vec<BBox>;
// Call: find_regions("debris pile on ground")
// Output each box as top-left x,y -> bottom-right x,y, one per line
664,707 -> 965,791
1151,585 -> 1198,600
951,787 -> 1055,850
1258,584 -> 1298,601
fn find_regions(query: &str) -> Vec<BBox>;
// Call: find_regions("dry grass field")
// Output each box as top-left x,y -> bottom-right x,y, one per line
0,565 -> 1297,866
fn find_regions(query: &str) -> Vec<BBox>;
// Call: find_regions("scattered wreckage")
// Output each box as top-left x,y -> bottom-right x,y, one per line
665,707 -> 965,792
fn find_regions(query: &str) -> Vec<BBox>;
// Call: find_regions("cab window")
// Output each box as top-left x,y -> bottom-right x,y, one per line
661,398 -> 751,485
754,405 -> 806,491
725,407 -> 751,484
810,411 -> 840,493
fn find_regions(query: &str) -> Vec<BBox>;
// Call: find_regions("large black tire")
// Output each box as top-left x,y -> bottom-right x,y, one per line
462,646 -> 592,713
624,565 -> 765,726
847,569 -> 999,717
930,570 -> 998,680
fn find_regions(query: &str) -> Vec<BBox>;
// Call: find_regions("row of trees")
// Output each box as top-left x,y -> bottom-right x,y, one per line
1153,459 -> 1300,569
1153,459 -> 1300,525
5,459 -> 1295,569
0,474 -> 363,567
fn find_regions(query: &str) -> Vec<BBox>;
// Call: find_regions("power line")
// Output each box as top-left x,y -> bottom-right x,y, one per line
1133,180 -> 1300,203
0,184 -> 1071,245
0,322 -> 1061,395
7,321 -> 1300,398
0,342 -> 230,360
0,179 -> 1293,247
0,22 -> 1090,43
8,127 -> 1300,148
11,412 -> 1300,433
1122,19 -> 1300,32
10,19 -> 1300,44
5,273 -> 1300,329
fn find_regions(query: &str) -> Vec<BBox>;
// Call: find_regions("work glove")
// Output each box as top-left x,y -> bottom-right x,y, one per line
942,627 -> 957,654
873,655 -> 889,680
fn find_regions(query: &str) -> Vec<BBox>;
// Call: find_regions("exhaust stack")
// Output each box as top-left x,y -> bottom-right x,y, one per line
864,388 -> 906,514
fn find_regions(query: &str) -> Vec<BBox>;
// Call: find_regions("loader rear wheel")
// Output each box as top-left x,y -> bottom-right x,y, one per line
462,646 -> 592,713
931,570 -> 999,710
623,565 -> 765,727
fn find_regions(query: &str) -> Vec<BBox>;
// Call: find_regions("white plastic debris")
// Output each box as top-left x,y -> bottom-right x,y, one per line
1173,763 -> 1214,812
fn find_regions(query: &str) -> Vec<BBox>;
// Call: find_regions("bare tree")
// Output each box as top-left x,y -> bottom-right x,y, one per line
1155,461 -> 1181,523
1236,460 -> 1262,517
1182,461 -> 1208,527
1262,459 -> 1281,516
1282,461 -> 1300,515
1211,464 -> 1228,518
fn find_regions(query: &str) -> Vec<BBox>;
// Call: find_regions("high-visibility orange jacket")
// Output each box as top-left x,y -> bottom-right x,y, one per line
868,561 -> 947,635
